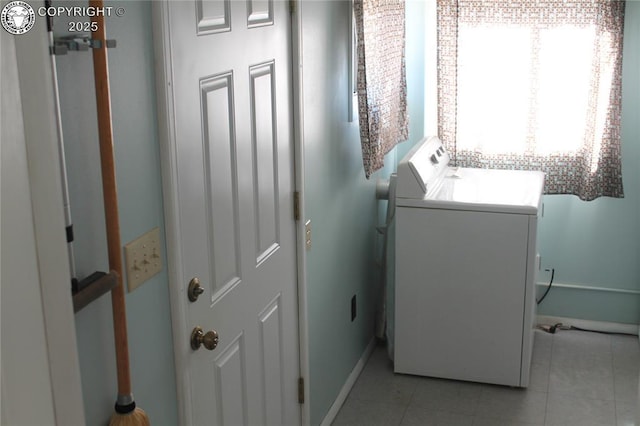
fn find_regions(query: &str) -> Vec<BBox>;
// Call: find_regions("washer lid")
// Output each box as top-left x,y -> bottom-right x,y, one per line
396,168 -> 545,215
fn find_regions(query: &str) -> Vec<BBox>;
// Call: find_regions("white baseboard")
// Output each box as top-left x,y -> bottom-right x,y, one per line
537,315 -> 639,336
535,281 -> 640,295
319,338 -> 377,426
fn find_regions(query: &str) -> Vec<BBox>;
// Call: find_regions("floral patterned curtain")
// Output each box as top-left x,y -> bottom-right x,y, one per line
354,0 -> 409,179
437,0 -> 626,201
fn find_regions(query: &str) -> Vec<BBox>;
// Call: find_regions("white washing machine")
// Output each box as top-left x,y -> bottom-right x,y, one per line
394,136 -> 544,387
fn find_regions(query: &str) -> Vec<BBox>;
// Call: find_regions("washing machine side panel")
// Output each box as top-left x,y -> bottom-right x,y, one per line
520,213 -> 540,387
395,206 -> 530,387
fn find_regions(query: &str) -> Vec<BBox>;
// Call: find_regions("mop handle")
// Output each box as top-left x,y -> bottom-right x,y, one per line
89,0 -> 132,397
45,0 -> 77,281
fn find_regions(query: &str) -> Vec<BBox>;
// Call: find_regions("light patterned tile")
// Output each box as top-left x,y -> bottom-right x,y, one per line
612,335 -> 640,374
615,400 -> 639,426
400,405 -> 473,426
528,361 -> 550,392
548,361 -> 615,401
614,369 -> 639,403
347,347 -> 419,406
354,348 -> 395,377
337,332 -> 639,426
545,395 -> 615,426
549,332 -> 615,401
475,386 -> 547,424
332,399 -> 406,426
409,377 -> 485,415
347,370 -> 419,406
532,330 -> 553,366
551,340 -> 613,371
552,331 -> 612,365
473,417 -> 543,426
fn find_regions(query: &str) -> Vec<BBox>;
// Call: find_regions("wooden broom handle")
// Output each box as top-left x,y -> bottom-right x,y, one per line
90,0 -> 131,397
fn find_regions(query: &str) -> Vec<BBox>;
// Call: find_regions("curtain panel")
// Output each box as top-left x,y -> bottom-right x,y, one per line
354,0 -> 409,179
437,0 -> 626,201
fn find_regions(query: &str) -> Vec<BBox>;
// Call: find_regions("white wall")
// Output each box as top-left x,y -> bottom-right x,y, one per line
1,19 -> 84,426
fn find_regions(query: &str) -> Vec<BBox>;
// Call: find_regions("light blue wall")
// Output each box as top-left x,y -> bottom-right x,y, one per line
301,3 -> 378,424
301,1 -> 425,424
55,2 -> 178,424
536,2 -> 640,324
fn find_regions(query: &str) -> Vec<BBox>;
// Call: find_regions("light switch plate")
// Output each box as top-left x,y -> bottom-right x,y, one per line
305,220 -> 311,250
124,227 -> 162,292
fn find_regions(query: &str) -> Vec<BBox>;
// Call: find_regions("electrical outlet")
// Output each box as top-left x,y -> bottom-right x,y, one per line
124,227 -> 162,292
351,295 -> 357,321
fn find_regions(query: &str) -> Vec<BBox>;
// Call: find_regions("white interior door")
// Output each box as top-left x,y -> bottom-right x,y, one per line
160,1 -> 300,425
2,21 -> 84,426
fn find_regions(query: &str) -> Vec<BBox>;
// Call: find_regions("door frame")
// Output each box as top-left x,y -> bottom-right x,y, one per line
151,2 -> 310,425
2,20 -> 85,426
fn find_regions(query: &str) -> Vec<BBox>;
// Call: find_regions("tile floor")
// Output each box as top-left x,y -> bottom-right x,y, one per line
333,329 -> 639,426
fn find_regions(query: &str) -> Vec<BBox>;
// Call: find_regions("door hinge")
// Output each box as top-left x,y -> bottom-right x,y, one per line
298,377 -> 305,404
293,191 -> 300,221
289,0 -> 296,15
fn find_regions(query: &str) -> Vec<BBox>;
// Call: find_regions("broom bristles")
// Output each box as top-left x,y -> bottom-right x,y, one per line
109,407 -> 150,426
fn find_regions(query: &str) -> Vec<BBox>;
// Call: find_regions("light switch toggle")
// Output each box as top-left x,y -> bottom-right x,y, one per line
124,227 -> 162,292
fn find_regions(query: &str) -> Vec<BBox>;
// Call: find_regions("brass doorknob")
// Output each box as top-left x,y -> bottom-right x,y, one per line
187,277 -> 204,302
191,326 -> 219,351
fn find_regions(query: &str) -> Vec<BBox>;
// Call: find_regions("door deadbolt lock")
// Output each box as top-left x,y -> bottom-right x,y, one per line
191,326 -> 219,351
187,277 -> 204,302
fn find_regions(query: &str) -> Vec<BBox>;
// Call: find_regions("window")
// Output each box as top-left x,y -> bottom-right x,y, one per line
437,0 -> 625,200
